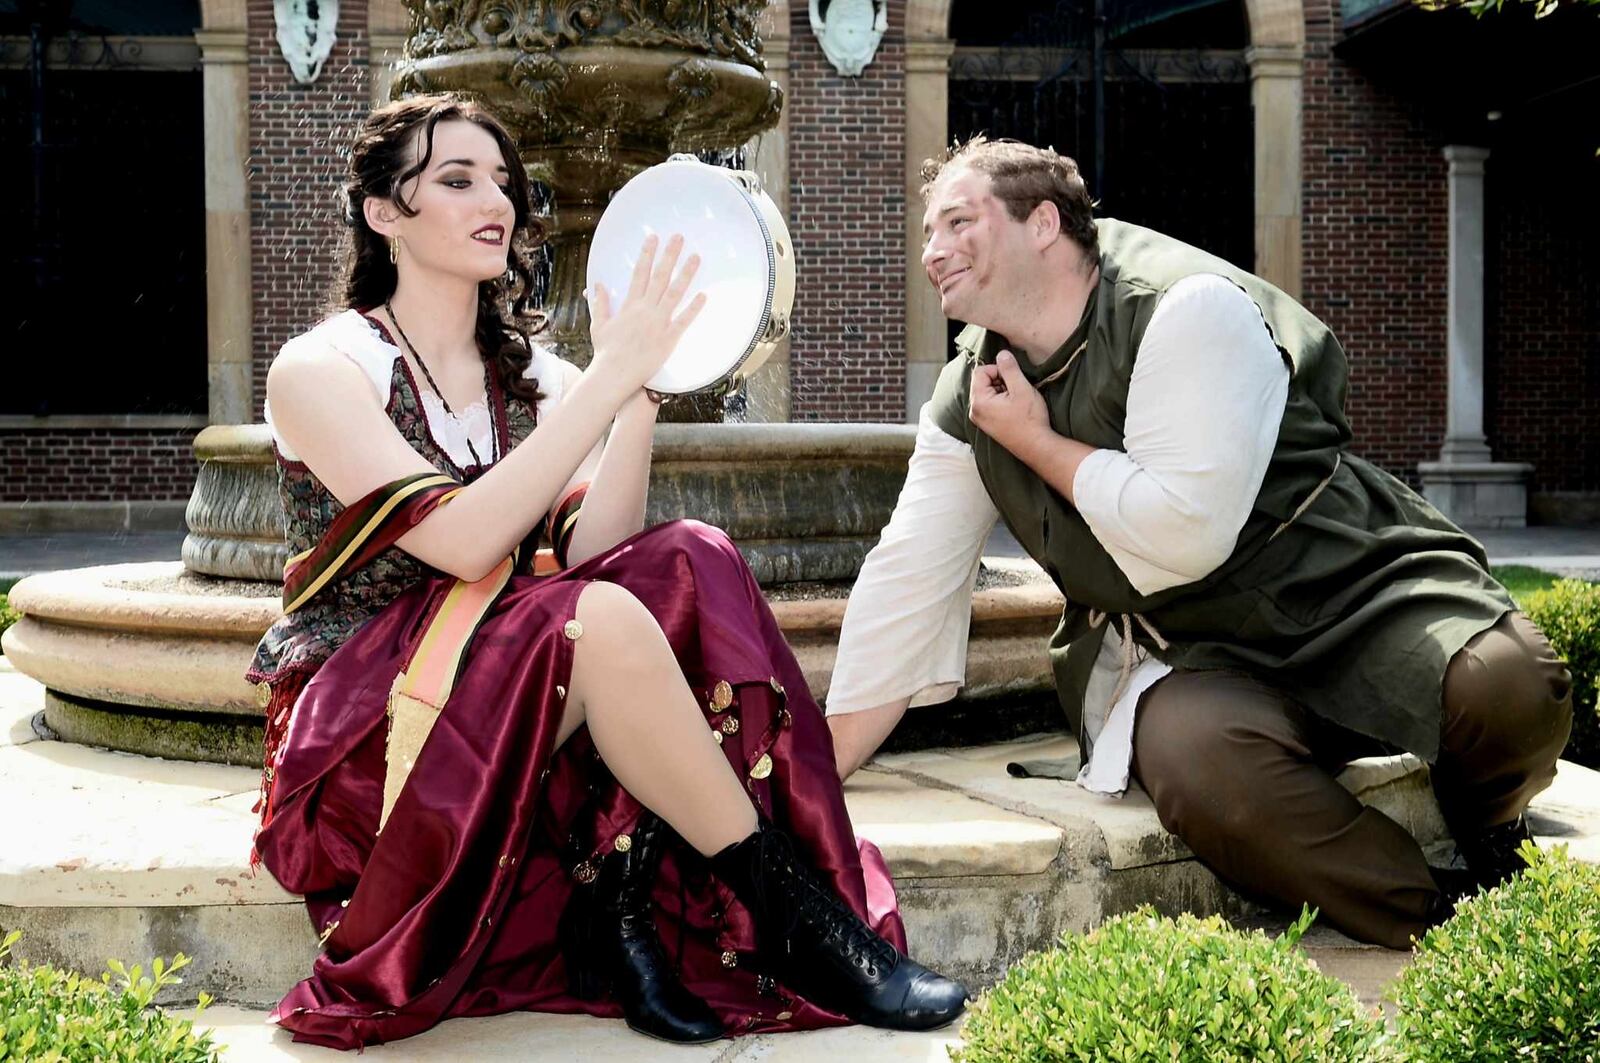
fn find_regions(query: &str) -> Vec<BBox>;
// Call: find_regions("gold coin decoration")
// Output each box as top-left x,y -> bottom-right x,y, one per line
256,682 -> 273,708
563,619 -> 584,640
749,753 -> 773,780
710,680 -> 734,711
721,717 -> 740,735
721,950 -> 738,968
614,835 -> 633,853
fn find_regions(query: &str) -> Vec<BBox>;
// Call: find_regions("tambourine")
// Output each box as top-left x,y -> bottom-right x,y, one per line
587,154 -> 796,396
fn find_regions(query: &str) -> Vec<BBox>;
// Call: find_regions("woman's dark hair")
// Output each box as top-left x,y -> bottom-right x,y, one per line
337,93 -> 547,406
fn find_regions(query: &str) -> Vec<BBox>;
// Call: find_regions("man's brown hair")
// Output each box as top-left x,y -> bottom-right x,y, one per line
921,135 -> 1099,266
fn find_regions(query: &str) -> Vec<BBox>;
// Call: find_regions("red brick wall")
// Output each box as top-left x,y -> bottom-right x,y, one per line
0,430 -> 197,503
248,0 -> 373,413
1486,143 -> 1600,496
785,0 -> 907,422
1300,1 -> 1449,487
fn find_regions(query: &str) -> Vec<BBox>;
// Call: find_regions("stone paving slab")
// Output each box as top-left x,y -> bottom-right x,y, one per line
0,739 -> 284,907
186,1005 -> 965,1063
0,656 -> 44,747
871,736 -> 1195,870
845,768 -> 1063,877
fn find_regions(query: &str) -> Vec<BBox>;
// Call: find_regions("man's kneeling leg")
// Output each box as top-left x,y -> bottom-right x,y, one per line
1433,611 -> 1573,886
1131,670 -> 1438,950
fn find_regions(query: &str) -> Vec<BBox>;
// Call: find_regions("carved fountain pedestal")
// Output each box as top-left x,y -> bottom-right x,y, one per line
402,1 -> 783,384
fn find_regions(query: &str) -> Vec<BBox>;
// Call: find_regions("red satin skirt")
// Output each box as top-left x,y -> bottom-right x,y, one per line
255,520 -> 905,1049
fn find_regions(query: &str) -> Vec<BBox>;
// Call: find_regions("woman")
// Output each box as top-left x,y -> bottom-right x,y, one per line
248,94 -> 968,1050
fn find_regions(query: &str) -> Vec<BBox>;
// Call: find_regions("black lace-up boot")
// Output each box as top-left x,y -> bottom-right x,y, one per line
560,815 -> 723,1044
711,823 -> 969,1031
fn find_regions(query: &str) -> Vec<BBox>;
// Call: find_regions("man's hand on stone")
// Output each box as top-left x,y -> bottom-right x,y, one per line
969,350 -> 1051,458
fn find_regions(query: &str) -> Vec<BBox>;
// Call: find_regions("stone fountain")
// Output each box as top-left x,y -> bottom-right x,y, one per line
1,0 -> 1061,766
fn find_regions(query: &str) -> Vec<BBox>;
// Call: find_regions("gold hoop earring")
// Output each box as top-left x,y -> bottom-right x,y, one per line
389,237 -> 400,265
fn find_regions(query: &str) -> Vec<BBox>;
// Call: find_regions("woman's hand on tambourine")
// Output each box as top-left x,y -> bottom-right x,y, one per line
586,233 -> 706,395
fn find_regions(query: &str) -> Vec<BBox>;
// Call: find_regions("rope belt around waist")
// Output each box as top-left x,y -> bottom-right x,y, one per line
1086,453 -> 1343,708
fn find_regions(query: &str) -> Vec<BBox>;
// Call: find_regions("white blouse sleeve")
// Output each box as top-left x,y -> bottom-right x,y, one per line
265,310 -> 397,462
1070,273 -> 1289,596
826,405 -> 1000,716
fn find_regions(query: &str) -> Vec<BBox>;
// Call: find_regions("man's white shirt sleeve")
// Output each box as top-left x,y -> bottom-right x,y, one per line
1071,273 -> 1289,597
825,405 -> 998,716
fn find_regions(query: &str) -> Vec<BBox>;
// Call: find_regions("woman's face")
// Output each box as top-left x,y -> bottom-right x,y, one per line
389,119 -> 517,284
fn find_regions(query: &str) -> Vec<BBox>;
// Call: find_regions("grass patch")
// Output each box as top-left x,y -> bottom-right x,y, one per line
1490,564 -> 1566,600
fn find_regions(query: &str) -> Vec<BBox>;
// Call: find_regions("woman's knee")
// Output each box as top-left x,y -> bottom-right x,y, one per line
649,519 -> 746,569
574,580 -> 657,646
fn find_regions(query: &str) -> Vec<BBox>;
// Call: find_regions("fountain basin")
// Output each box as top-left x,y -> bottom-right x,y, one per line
2,560 -> 1062,766
8,418 -> 1066,766
404,47 -> 781,181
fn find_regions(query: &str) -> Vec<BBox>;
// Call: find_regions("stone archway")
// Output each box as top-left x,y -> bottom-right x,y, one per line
900,0 -> 1306,418
196,0 -> 251,424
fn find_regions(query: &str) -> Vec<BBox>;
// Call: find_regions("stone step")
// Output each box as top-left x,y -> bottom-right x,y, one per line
4,657 -> 1599,1018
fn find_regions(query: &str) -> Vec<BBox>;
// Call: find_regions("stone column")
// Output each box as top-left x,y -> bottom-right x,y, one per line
1246,44 -> 1302,299
1419,146 -> 1530,527
745,29 -> 793,423
195,28 -> 253,424
368,0 -> 409,104
369,32 -> 407,104
904,38 -> 955,423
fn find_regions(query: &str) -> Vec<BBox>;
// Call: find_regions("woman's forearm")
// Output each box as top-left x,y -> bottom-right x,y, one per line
393,371 -> 635,579
565,391 -> 660,564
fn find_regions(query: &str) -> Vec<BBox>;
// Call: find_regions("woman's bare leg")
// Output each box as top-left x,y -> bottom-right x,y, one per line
558,580 -> 758,856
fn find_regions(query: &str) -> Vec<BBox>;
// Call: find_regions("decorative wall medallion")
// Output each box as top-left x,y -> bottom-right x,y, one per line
275,0 -> 340,84
808,0 -> 885,77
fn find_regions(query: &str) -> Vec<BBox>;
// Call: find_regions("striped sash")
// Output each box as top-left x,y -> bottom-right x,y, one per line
282,473 -> 463,614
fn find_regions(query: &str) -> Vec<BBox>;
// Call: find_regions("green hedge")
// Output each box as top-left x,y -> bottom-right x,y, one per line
1390,843 -> 1600,1062
0,594 -> 17,641
0,931 -> 220,1062
950,907 -> 1390,1063
1519,578 -> 1600,769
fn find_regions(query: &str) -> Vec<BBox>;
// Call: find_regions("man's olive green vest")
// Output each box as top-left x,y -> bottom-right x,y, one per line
930,219 -> 1511,760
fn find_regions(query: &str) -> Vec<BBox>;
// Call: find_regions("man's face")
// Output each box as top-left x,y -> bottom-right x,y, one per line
919,166 -> 1028,325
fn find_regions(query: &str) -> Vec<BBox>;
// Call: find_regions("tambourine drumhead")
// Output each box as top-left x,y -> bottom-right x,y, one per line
588,158 -> 788,395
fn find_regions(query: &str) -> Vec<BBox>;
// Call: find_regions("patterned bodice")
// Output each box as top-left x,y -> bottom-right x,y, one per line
248,319 -> 538,682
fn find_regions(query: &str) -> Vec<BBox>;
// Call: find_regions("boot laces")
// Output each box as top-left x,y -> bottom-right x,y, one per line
755,829 -> 897,975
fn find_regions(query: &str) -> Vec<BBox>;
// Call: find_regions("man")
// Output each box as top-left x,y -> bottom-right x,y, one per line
825,136 -> 1573,949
